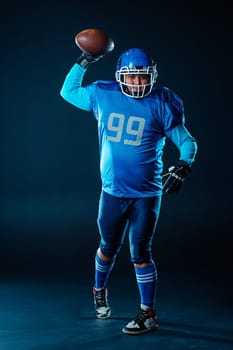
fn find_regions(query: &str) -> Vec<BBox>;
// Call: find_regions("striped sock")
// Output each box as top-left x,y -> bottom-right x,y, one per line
95,253 -> 115,290
135,263 -> 157,309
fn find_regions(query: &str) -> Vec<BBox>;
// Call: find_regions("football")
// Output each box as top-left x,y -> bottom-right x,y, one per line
75,28 -> 115,56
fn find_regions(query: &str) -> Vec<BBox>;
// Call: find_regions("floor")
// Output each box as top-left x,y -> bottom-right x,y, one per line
0,270 -> 232,350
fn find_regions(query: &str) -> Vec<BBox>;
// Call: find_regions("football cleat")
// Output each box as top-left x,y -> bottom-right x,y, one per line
122,307 -> 158,335
93,287 -> 111,319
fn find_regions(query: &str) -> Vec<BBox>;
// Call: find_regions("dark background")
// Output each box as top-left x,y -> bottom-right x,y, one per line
0,0 -> 232,279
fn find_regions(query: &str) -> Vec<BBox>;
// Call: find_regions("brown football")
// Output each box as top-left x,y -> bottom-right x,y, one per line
75,28 -> 115,56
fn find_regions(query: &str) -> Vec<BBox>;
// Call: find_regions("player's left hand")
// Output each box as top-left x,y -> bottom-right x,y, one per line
163,160 -> 191,194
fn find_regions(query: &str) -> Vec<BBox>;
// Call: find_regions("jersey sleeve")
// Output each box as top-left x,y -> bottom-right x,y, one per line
60,63 -> 93,111
162,87 -> 185,131
160,88 -> 197,165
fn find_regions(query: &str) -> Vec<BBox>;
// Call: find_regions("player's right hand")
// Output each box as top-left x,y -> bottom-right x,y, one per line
77,52 -> 104,69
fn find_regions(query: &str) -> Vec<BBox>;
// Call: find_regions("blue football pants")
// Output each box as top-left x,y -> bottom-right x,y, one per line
97,191 -> 161,264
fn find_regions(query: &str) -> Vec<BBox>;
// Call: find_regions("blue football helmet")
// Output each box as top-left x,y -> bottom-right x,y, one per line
115,48 -> 158,98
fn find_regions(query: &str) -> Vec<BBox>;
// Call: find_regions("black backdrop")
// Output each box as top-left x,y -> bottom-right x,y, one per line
0,0 -> 232,277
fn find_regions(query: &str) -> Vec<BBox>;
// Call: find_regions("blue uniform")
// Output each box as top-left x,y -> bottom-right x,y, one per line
60,63 -> 197,198
60,60 -> 198,320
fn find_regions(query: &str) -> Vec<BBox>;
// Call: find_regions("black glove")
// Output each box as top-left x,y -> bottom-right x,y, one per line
163,160 -> 191,194
77,52 -> 104,68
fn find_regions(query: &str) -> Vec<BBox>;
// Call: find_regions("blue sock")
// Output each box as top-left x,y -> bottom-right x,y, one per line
95,253 -> 115,289
135,263 -> 157,310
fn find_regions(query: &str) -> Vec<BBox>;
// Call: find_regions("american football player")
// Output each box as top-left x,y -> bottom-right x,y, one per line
60,47 -> 198,335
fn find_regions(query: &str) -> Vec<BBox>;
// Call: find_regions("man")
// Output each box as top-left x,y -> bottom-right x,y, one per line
60,46 -> 197,335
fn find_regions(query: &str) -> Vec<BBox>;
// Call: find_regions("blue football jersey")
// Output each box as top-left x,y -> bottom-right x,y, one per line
61,64 -> 197,198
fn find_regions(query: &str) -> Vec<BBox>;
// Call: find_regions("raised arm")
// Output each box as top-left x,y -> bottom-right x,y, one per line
60,29 -> 114,111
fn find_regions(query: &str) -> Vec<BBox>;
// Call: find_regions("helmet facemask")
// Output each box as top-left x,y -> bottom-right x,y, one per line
115,65 -> 157,98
